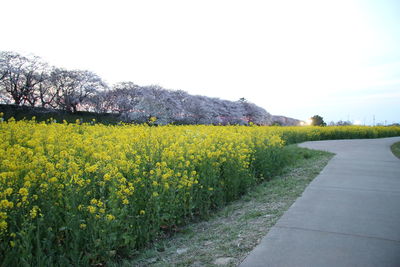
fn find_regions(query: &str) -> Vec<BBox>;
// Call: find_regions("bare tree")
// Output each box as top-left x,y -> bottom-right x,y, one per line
176,95 -> 201,124
109,82 -> 142,114
37,71 -> 59,108
126,85 -> 174,124
0,51 -> 51,107
0,52 -> 8,82
168,90 -> 190,123
0,51 -> 30,105
21,56 -> 50,107
84,90 -> 110,113
51,69 -> 107,112
239,98 -> 272,125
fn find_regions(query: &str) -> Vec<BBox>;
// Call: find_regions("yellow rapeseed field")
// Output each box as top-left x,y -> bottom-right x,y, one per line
1,116 -> 399,265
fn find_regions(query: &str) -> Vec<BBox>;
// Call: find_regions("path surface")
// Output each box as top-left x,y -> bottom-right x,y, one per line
240,137 -> 400,267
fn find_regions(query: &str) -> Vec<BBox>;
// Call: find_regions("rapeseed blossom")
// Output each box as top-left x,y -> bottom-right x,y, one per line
0,118 -> 399,265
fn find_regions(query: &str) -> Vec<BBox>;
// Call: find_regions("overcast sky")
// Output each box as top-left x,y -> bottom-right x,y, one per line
1,0 -> 399,124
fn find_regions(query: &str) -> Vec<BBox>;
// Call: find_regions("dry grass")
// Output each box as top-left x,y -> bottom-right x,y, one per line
391,142 -> 400,159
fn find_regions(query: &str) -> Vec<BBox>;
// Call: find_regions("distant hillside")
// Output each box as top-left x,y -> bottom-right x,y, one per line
271,115 -> 302,126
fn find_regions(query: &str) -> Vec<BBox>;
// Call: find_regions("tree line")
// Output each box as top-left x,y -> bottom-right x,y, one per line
0,51 -> 272,125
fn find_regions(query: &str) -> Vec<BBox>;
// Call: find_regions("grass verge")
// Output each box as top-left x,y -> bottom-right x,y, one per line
109,145 -> 334,267
391,142 -> 400,159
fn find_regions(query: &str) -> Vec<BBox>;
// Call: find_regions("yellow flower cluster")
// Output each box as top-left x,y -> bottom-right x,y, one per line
0,118 -> 399,265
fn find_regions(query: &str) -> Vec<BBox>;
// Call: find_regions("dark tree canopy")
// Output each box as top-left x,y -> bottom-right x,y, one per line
311,115 -> 326,126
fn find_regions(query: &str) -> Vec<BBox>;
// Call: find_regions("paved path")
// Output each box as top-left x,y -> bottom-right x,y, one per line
240,137 -> 400,267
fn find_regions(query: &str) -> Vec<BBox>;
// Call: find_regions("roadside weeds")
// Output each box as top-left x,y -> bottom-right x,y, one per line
391,141 -> 400,159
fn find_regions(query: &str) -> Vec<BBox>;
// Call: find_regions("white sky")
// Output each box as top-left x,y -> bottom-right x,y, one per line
1,0 -> 399,124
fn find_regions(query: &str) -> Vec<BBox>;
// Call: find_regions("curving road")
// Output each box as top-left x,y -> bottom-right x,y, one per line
240,137 -> 400,267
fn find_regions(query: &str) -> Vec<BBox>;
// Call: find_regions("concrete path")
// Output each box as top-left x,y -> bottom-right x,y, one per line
240,137 -> 400,267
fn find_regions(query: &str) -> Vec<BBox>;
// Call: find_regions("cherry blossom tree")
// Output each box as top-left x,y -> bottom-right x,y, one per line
51,69 -> 107,112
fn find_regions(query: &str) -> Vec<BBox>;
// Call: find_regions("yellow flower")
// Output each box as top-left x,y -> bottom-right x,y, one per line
40,183 -> 48,191
0,200 -> 14,209
0,220 -> 7,232
106,214 -> 115,221
18,188 -> 28,196
4,188 -> 13,196
86,164 -> 98,173
87,206 -> 97,214
29,206 -> 40,219
80,223 -> 87,229
49,177 -> 58,183
1,115 -> 399,261
103,173 -> 111,181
